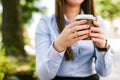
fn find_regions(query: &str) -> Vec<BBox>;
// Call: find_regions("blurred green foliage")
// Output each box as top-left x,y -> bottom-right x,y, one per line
0,72 -> 4,80
0,0 -> 46,79
20,0 -> 46,24
0,14 -> 1,31
96,0 -> 120,20
0,42 -> 6,56
0,55 -> 39,80
0,0 -> 46,28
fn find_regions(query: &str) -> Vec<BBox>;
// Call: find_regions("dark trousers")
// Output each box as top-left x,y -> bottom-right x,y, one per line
52,74 -> 99,80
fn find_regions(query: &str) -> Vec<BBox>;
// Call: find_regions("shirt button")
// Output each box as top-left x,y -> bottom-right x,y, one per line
53,67 -> 56,70
56,57 -> 60,63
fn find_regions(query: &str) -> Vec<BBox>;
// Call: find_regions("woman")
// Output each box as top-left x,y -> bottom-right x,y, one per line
35,0 -> 114,80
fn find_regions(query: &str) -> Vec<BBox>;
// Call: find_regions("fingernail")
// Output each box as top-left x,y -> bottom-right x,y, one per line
89,30 -> 91,33
83,20 -> 87,22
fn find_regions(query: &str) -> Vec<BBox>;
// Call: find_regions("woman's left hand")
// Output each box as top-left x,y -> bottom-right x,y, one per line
90,21 -> 107,48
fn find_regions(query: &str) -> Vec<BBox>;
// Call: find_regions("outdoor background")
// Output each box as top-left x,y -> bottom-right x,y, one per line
0,0 -> 120,80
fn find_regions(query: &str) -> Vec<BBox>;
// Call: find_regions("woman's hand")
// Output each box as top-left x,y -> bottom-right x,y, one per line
54,20 -> 90,52
90,21 -> 107,48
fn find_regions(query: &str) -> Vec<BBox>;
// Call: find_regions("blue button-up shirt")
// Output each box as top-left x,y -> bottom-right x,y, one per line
35,14 -> 114,80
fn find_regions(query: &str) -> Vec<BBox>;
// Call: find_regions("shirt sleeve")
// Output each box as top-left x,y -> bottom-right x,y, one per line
95,16 -> 114,77
35,17 -> 65,80
95,45 -> 114,76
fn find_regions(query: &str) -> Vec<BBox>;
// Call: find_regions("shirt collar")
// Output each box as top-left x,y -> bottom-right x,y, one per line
64,15 -> 71,25
64,9 -> 84,24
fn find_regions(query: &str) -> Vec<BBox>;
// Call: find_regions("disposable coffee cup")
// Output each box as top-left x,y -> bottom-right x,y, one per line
75,14 -> 95,40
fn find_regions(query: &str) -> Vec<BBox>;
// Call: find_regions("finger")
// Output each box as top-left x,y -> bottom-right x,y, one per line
73,34 -> 89,42
71,29 -> 90,38
90,33 -> 104,39
69,20 -> 87,28
93,21 -> 100,27
91,27 -> 103,34
77,30 -> 90,36
70,25 -> 90,33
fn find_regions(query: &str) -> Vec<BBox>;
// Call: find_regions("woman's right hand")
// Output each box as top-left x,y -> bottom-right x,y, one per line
54,20 -> 90,52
